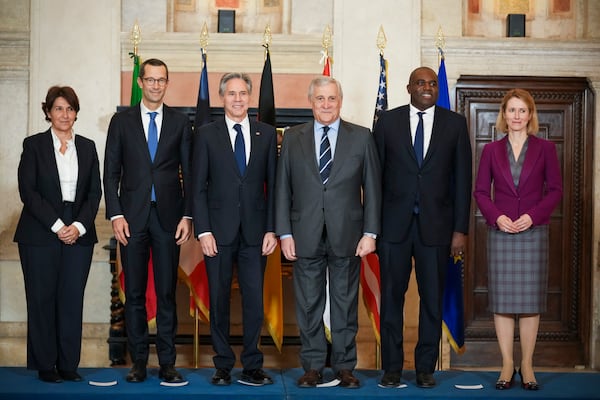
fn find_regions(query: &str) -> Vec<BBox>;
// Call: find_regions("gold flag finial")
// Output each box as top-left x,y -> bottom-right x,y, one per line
435,25 -> 446,56
200,21 -> 209,51
321,24 -> 332,53
262,23 -> 272,49
130,20 -> 141,56
376,25 -> 387,54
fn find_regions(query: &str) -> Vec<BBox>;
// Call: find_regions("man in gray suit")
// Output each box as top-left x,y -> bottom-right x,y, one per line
275,76 -> 381,388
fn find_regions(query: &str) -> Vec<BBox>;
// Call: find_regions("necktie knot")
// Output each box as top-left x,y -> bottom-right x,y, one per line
148,111 -> 157,121
319,126 -> 332,184
233,123 -> 246,175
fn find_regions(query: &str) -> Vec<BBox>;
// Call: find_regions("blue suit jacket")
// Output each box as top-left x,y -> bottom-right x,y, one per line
192,118 -> 277,246
104,103 -> 192,232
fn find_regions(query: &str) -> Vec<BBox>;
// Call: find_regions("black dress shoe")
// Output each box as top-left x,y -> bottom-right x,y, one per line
211,368 -> 231,386
159,364 -> 184,383
495,369 -> 516,390
518,369 -> 539,390
297,369 -> 322,388
126,360 -> 147,383
337,369 -> 360,388
240,368 -> 273,386
58,370 -> 83,382
38,369 -> 63,383
416,372 -> 436,388
380,370 -> 402,387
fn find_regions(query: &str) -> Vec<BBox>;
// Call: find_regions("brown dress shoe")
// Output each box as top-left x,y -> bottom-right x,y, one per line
297,369 -> 322,388
337,369 -> 360,388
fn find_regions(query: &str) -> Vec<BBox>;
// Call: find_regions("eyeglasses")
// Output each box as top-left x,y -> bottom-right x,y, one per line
142,77 -> 168,86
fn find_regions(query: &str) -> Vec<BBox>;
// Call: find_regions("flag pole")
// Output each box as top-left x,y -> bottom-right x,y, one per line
436,26 -> 446,371
193,24 -> 210,368
375,25 -> 387,371
321,24 -> 332,77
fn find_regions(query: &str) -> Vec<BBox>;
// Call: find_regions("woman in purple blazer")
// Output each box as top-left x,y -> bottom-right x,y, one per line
474,89 -> 562,391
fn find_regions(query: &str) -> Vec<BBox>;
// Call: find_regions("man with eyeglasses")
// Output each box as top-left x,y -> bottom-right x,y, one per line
373,66 -> 472,389
104,58 -> 192,384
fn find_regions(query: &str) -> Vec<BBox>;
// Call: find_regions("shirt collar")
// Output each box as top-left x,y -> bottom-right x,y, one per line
50,128 -> 75,150
409,104 -> 436,117
140,101 -> 164,116
314,118 -> 341,133
225,116 -> 250,132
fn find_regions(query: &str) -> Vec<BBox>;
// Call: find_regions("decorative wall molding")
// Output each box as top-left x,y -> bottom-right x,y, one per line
421,36 -> 600,80
120,32 -> 324,74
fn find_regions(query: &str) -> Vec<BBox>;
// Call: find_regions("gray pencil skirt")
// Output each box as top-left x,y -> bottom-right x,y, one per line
487,225 -> 549,314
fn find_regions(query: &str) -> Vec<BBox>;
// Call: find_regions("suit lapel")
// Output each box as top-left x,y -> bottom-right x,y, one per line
328,121 -> 352,183
42,130 -> 62,194
299,122 -> 320,180
399,107 -> 418,166
247,120 -> 261,173
128,105 -> 152,165
216,119 -> 242,176
518,135 -> 542,189
495,136 -> 518,195
74,136 -> 87,201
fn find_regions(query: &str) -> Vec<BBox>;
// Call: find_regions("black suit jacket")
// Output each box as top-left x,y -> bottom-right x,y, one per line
192,118 -> 277,246
374,105 -> 472,246
14,130 -> 101,246
104,104 -> 192,232
275,119 -> 381,257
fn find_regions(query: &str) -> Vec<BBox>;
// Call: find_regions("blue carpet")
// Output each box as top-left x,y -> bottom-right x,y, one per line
0,367 -> 598,399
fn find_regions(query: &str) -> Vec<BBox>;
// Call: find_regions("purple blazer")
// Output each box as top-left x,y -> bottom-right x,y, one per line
474,135 -> 562,227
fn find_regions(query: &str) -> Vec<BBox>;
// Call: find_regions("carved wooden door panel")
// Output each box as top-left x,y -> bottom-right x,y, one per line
453,76 -> 593,367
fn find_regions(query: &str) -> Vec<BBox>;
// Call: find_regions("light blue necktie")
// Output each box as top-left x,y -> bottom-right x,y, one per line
147,111 -> 158,201
319,126 -> 332,184
414,111 -> 425,166
233,123 -> 246,175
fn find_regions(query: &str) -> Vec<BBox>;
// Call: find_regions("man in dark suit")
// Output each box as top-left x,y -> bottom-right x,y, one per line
275,76 -> 381,389
192,73 -> 277,387
104,58 -> 192,383
373,66 -> 472,388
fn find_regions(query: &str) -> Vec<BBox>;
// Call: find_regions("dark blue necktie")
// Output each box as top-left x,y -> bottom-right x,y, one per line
233,123 -> 246,175
414,111 -> 425,166
147,111 -> 158,201
319,126 -> 332,184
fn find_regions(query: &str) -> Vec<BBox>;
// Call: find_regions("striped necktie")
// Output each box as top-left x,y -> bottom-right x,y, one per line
319,126 -> 332,184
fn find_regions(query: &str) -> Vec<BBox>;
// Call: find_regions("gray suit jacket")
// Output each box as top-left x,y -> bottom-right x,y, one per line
275,119 -> 381,257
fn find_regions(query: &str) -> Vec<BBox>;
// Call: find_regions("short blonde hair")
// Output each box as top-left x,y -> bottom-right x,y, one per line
495,88 -> 539,134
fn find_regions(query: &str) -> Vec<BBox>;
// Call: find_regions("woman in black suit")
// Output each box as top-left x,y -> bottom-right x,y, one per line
14,86 -> 101,383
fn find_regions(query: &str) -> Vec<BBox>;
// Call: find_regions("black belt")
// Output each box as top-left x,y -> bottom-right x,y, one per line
151,201 -> 157,207
63,201 -> 74,206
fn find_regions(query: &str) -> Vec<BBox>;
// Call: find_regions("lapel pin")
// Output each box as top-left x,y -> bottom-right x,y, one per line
255,131 -> 261,135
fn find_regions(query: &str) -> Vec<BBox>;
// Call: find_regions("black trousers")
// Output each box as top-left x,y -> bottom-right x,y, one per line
120,206 -> 180,365
378,215 -> 448,374
19,203 -> 93,371
204,231 -> 266,371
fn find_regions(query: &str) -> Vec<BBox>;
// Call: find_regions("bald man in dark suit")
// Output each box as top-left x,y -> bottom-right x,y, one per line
373,66 -> 472,389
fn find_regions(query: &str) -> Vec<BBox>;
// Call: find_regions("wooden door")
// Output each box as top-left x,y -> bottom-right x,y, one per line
453,76 -> 593,367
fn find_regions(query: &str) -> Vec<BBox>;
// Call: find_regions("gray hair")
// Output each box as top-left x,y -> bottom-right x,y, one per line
308,76 -> 343,100
218,72 -> 253,96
